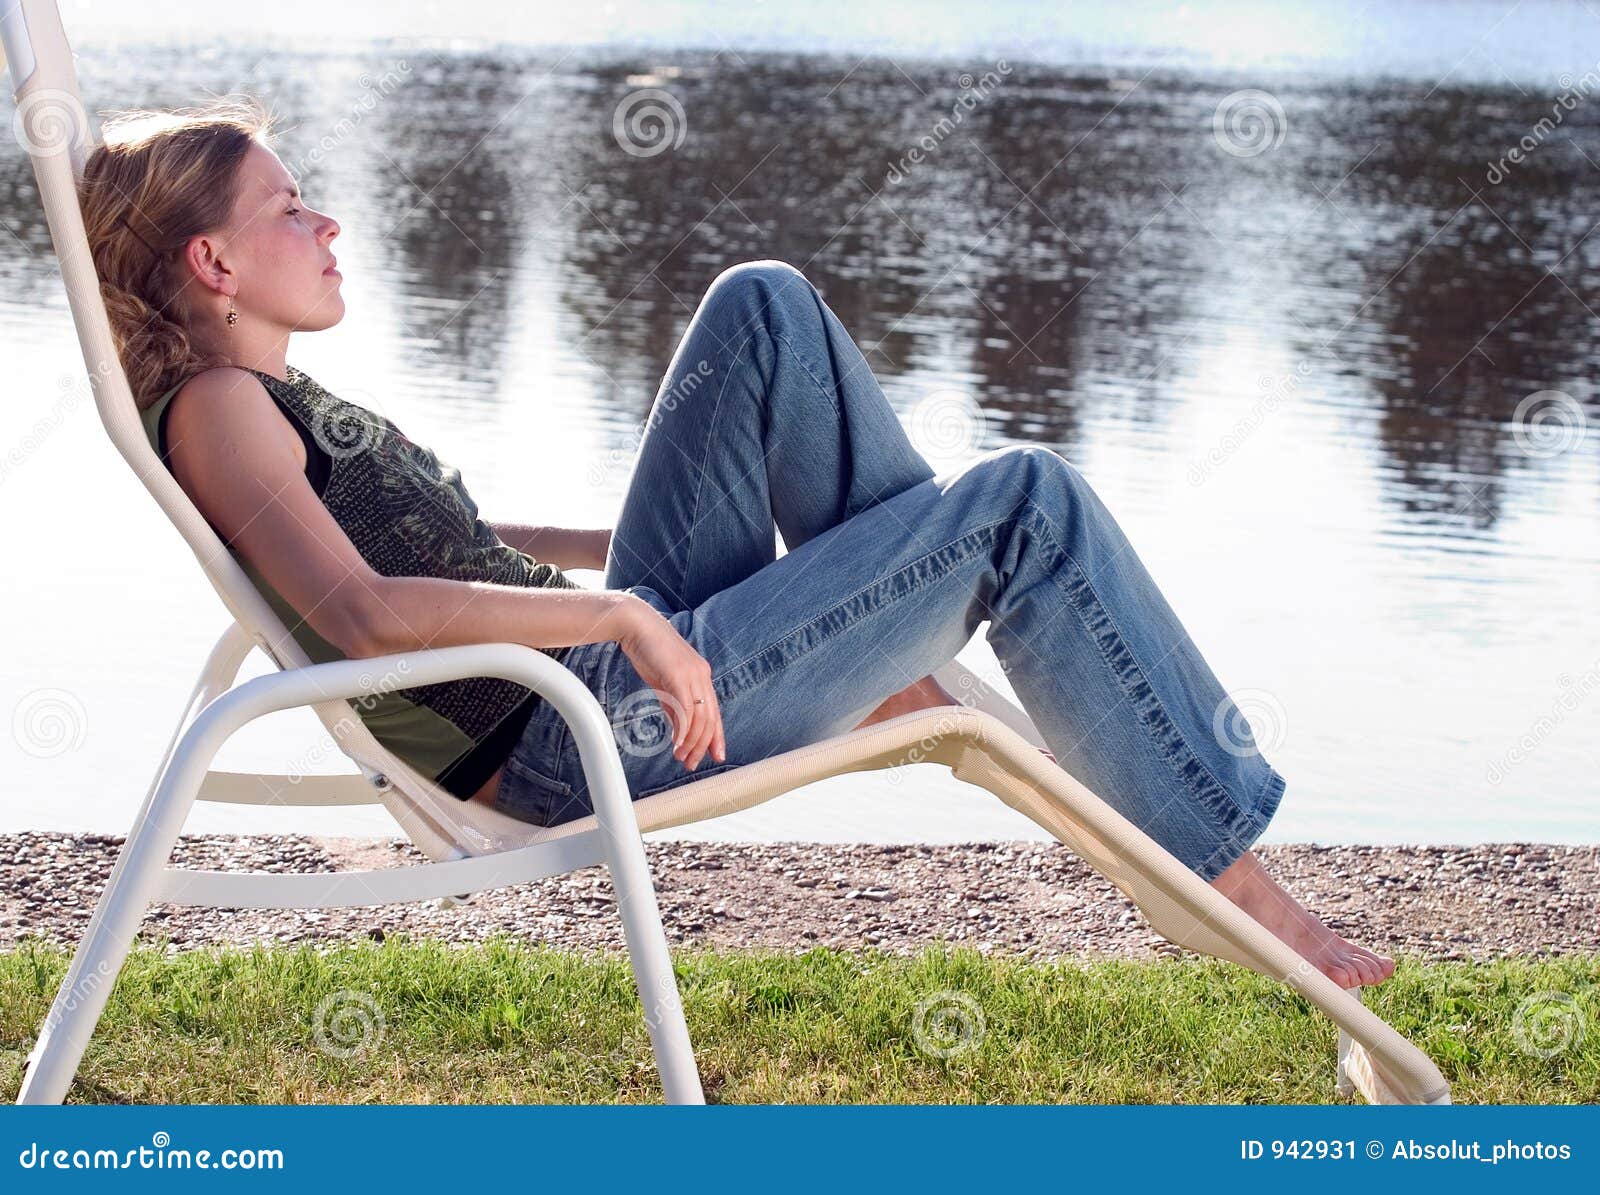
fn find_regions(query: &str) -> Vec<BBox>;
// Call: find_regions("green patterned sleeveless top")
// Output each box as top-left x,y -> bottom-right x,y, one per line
139,364 -> 581,800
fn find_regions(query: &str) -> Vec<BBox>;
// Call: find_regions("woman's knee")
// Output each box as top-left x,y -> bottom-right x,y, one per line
978,443 -> 1088,502
711,257 -> 807,288
705,258 -> 816,313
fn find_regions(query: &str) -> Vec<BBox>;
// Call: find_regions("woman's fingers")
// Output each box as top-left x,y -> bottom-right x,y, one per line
668,684 -> 696,757
659,687 -> 724,772
683,686 -> 718,770
667,680 -> 706,765
671,679 -> 723,771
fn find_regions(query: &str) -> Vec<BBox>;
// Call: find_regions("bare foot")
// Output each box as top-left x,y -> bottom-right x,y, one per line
1210,851 -> 1395,989
852,675 -> 961,728
853,674 -> 1057,762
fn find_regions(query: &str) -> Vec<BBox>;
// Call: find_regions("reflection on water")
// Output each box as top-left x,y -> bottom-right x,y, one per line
1,11 -> 1596,844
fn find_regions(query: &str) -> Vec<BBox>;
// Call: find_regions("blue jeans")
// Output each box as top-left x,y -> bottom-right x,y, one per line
492,260 -> 1286,881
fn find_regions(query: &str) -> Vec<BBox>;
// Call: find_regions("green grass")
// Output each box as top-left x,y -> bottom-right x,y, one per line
2,938 -> 1596,1104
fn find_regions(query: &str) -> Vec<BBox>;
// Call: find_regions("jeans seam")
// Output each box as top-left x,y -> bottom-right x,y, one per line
679,335 -> 752,603
1016,499 -> 1254,835
711,515 -> 1016,693
772,328 -> 844,421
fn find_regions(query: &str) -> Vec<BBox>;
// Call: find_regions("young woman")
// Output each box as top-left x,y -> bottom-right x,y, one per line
84,97 -> 1394,989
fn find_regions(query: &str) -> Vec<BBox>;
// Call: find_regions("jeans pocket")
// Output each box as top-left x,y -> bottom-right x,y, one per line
493,751 -> 575,827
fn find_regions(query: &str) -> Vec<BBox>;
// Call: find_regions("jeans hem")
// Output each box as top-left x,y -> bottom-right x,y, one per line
1191,766 -> 1288,881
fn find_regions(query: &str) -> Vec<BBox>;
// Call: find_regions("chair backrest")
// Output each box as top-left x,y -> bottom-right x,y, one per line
2,0 -> 509,860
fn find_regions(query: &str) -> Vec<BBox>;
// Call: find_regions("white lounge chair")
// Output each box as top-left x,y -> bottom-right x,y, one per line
2,0 -> 1450,1106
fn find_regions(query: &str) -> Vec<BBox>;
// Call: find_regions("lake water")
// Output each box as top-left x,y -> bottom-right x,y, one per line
1,1 -> 1596,845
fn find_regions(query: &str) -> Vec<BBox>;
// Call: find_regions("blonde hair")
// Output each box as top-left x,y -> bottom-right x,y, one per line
77,93 -> 282,409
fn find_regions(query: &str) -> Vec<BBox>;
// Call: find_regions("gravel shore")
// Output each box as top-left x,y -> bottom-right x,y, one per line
3,833 -> 1595,962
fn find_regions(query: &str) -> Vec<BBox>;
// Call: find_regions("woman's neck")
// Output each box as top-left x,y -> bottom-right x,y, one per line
192,326 -> 291,383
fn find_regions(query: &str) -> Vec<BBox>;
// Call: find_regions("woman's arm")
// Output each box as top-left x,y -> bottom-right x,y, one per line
356,574 -> 646,657
491,522 -> 611,571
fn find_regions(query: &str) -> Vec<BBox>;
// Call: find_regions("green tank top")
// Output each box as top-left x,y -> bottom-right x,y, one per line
139,364 -> 581,799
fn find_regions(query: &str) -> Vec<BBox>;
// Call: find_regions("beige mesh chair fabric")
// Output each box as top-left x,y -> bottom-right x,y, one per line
3,0 -> 1450,1106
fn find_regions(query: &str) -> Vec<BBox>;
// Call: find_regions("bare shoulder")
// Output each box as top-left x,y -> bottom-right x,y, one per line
161,365 -> 380,656
163,367 -> 303,477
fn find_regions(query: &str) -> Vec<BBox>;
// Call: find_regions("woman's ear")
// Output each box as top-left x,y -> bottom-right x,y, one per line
182,231 -> 233,296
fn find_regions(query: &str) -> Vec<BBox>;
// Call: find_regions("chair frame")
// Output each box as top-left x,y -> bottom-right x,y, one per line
3,0 -> 1450,1107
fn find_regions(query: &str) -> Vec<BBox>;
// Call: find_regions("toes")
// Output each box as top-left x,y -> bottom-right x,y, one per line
1325,960 -> 1359,989
1348,948 -> 1396,985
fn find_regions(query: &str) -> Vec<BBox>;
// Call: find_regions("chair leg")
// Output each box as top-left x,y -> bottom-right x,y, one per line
16,621 -> 260,1103
567,714 -> 705,1105
1336,1027 -> 1356,1098
15,773 -> 196,1103
940,722 -> 1451,1104
17,633 -> 705,1104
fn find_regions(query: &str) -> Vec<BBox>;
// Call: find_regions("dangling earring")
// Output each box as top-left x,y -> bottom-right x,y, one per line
225,295 -> 239,327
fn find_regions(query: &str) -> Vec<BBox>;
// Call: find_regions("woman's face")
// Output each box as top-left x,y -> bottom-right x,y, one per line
193,142 -> 344,333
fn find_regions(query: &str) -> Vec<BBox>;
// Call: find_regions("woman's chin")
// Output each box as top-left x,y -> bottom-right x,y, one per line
299,298 -> 347,331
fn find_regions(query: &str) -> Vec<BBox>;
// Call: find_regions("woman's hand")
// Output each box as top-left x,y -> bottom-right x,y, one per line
615,601 -> 726,771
